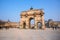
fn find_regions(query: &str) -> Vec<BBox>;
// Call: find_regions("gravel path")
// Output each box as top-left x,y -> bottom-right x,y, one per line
0,28 -> 60,40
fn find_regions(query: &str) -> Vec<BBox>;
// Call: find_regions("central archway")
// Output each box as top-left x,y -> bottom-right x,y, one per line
29,18 -> 35,29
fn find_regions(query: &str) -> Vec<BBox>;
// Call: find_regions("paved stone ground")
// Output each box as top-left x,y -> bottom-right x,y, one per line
0,28 -> 60,40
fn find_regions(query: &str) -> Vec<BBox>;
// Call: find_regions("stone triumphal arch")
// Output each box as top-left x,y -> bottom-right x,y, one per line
20,8 -> 45,29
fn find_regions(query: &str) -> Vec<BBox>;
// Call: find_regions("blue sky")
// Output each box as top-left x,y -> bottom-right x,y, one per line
0,0 -> 60,22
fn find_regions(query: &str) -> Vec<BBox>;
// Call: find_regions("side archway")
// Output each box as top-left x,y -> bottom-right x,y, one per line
23,22 -> 26,28
37,22 -> 42,29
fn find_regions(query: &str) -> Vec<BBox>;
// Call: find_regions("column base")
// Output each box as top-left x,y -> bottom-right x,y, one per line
26,25 -> 30,29
42,26 -> 45,30
34,26 -> 38,29
20,26 -> 23,29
